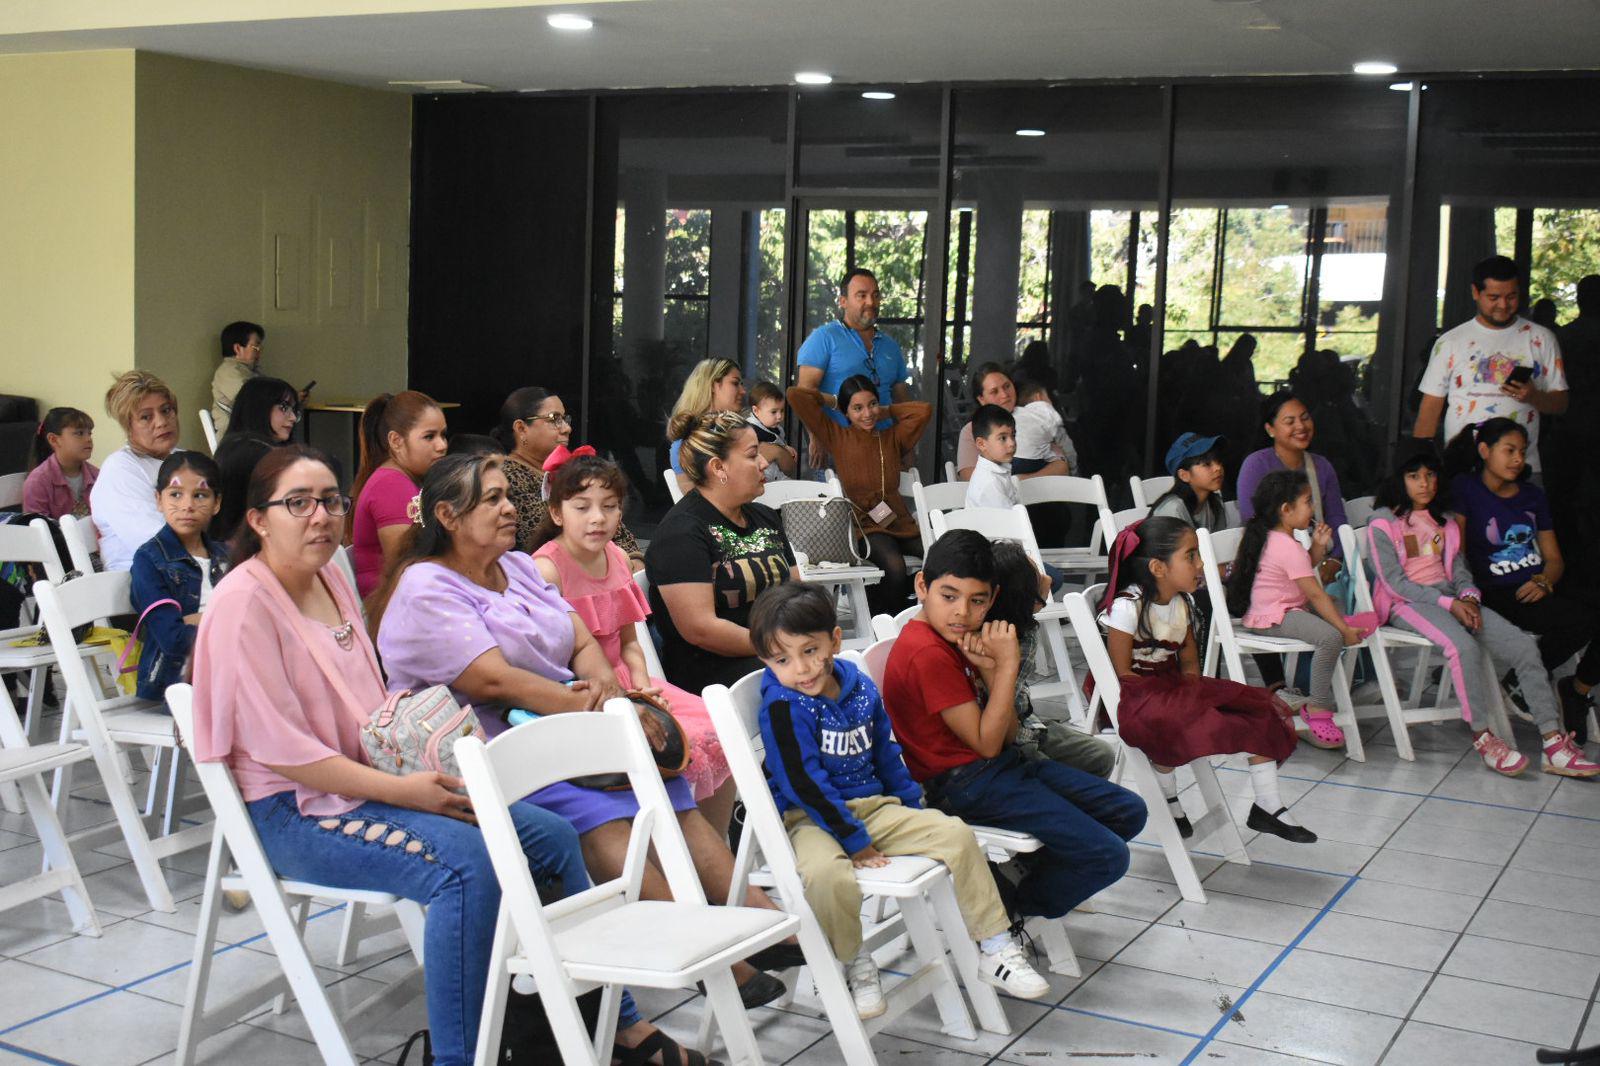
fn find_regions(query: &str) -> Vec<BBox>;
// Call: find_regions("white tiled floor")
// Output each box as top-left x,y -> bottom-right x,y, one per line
5,706 -> 1600,1063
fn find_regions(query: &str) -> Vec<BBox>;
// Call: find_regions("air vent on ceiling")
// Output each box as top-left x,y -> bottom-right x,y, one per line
387,79 -> 492,91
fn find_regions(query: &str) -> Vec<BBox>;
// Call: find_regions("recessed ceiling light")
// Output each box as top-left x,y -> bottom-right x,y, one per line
1353,60 -> 1399,75
1389,81 -> 1415,92
862,90 -> 896,100
1015,128 -> 1046,137
388,79 -> 491,91
547,13 -> 593,30
794,71 -> 833,85
1270,203 -> 1290,210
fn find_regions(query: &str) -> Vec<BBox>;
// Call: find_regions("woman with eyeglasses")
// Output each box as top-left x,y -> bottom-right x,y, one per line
349,390 -> 449,599
493,386 -> 645,568
211,376 -> 302,543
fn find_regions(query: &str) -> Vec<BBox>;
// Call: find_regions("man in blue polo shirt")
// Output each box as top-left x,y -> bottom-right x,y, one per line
796,269 -> 912,460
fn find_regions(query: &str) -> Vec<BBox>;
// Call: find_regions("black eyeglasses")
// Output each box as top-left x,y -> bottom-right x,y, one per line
526,412 -> 572,426
259,494 -> 351,518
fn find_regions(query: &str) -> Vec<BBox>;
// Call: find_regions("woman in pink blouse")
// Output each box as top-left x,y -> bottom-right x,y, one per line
191,445 -> 694,1066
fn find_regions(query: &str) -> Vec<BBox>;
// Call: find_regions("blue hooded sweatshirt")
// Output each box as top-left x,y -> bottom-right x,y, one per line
758,656 -> 922,855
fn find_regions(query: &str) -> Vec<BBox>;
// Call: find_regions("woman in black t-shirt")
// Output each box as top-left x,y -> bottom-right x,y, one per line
646,410 -> 799,694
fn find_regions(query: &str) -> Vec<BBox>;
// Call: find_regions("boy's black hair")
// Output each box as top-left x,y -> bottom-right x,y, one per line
748,380 -> 784,406
971,403 -> 1016,441
985,540 -> 1044,640
155,450 -> 223,494
220,320 -> 264,359
749,582 -> 838,658
1374,447 -> 1448,523
447,433 -> 502,457
920,528 -> 996,587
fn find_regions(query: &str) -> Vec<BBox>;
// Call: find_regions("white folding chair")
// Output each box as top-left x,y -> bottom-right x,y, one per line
1341,525 -> 1492,760
929,506 -> 1089,724
756,478 -> 836,508
898,468 -> 922,497
458,700 -> 798,1066
0,472 -> 26,509
631,568 -> 666,681
0,519 -> 71,753
56,513 -> 100,575
1107,505 -> 1149,538
1015,474 -> 1116,577
1196,528 -> 1370,761
35,572 -> 210,911
664,469 -> 685,504
856,636 -> 1081,977
911,479 -> 969,550
943,461 -> 958,483
1062,592 -> 1247,904
1129,475 -> 1174,510
1343,495 -> 1376,529
704,670 -> 1003,1058
0,676 -> 101,935
197,410 -> 219,454
165,686 -> 426,1066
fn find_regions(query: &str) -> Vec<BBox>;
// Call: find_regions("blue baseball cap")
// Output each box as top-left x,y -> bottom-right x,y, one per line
1164,432 -> 1225,476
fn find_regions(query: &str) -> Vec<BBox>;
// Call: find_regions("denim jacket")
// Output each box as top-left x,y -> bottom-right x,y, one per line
128,524 -> 231,700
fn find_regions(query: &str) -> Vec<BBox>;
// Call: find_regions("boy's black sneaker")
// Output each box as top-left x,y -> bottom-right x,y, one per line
1559,677 -> 1591,745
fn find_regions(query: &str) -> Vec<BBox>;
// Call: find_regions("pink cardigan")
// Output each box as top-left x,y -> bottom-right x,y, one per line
22,454 -> 99,520
191,557 -> 384,815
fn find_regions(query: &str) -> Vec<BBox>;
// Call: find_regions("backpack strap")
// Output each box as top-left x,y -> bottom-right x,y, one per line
117,598 -> 182,674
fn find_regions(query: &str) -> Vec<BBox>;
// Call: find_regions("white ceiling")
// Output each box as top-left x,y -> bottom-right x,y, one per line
3,0 -> 1600,93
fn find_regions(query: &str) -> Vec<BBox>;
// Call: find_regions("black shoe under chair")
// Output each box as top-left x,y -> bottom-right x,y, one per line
1172,812 -> 1193,839
1559,677 -> 1591,746
1247,804 -> 1318,844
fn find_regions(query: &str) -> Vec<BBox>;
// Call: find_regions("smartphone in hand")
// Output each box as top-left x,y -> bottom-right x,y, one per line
1506,366 -> 1534,386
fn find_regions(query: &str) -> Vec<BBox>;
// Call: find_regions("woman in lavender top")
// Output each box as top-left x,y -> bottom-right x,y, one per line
373,453 -> 796,1006
1236,389 -> 1348,566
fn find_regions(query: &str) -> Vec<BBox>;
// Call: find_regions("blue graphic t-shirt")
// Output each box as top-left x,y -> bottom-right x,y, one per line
1451,474 -> 1552,590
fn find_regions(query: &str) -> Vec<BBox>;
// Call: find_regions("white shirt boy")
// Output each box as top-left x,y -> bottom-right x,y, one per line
1012,400 -> 1078,470
966,455 -> 1020,510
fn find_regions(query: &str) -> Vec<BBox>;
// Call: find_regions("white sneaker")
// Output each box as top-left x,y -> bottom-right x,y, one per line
978,940 -> 1051,999
846,949 -> 886,1019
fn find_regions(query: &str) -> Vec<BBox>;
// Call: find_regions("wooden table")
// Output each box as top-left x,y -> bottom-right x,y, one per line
303,401 -> 460,468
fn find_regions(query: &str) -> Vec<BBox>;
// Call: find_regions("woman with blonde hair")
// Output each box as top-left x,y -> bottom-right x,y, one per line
666,358 -> 747,495
90,370 -> 182,570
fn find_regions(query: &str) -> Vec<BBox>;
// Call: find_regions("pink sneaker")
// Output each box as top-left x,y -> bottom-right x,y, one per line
1299,707 -> 1346,749
1543,733 -> 1600,778
1473,732 -> 1528,777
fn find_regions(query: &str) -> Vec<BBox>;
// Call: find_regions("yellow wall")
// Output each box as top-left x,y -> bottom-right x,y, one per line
0,50 -> 136,453
134,53 -> 412,448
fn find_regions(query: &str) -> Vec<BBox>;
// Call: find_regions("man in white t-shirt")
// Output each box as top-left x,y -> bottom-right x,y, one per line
1414,255 -> 1568,472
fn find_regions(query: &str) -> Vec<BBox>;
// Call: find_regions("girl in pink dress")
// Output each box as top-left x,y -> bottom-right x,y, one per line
531,448 -> 736,831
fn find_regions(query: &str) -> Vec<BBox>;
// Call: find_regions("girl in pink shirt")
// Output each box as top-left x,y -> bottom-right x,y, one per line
1225,471 -> 1363,749
349,390 -> 448,598
23,407 -> 98,520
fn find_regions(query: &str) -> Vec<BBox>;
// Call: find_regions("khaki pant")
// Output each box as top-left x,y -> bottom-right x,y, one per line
784,795 -> 1010,960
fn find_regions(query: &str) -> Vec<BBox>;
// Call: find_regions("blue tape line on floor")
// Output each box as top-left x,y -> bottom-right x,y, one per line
1051,1002 -> 1206,1041
0,903 -> 344,1038
0,1039 -> 78,1066
1178,874 -> 1360,1066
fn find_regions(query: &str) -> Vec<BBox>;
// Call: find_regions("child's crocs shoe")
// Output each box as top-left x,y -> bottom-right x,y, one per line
1299,707 -> 1345,749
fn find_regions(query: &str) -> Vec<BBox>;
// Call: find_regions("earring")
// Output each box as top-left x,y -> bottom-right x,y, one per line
719,474 -> 728,485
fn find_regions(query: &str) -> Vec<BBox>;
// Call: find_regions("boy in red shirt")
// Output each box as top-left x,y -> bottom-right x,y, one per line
882,530 -> 1145,920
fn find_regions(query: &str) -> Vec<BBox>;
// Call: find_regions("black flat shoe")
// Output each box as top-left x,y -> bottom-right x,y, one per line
1172,813 -> 1193,839
746,941 -> 807,972
614,1029 -> 720,1066
1559,677 -> 1591,745
1247,804 -> 1317,844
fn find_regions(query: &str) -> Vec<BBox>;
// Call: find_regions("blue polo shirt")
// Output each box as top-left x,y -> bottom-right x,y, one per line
796,320 -> 909,428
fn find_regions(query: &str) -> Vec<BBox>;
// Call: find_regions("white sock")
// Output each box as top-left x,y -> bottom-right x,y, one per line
1249,760 -> 1299,824
979,932 -> 1013,955
1157,770 -> 1179,800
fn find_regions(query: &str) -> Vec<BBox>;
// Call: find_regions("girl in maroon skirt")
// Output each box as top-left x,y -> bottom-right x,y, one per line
1097,515 -> 1314,844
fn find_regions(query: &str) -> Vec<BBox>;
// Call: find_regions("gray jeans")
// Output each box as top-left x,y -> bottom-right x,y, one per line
1248,609 -> 1345,709
1388,599 -> 1557,734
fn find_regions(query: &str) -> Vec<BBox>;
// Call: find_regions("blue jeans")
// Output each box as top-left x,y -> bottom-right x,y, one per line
929,749 -> 1146,919
247,792 -> 642,1066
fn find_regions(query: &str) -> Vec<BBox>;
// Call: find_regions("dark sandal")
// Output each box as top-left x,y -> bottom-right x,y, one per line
613,1029 -> 720,1066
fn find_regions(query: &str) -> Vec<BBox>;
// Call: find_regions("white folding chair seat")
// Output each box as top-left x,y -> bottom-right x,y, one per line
929,506 -> 1089,723
664,468 -> 684,504
458,700 -> 797,1066
1196,527 -> 1395,762
35,572 -> 210,912
1014,474 -> 1116,575
858,636 -> 1082,977
1062,592 -> 1248,904
1129,475 -> 1174,509
197,409 -> 220,453
702,671 -> 1003,1061
164,686 -> 426,1066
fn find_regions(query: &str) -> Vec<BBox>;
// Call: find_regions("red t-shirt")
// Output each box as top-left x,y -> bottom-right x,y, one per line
881,618 -> 984,781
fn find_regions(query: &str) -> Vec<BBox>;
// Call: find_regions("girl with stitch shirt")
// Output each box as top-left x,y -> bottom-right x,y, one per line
1226,471 -> 1366,752
1101,516 -> 1312,842
1368,448 -> 1598,777
23,407 -> 97,520
1447,418 -> 1600,739
530,450 -> 737,833
129,452 -> 230,701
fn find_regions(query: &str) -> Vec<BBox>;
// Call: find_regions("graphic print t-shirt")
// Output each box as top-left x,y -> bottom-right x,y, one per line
1419,318 -> 1566,470
645,490 -> 796,694
1451,474 -> 1552,590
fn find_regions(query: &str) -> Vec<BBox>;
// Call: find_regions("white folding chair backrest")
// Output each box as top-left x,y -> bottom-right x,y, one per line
198,410 -> 219,453
1130,475 -> 1174,510
943,461 -> 957,482
1062,592 -> 1123,725
1196,526 -> 1247,673
330,547 -> 362,618
930,505 -> 1045,571
57,514 -> 99,575
911,479 -> 969,547
860,635 -> 895,689
0,472 -> 26,510
1108,505 -> 1148,538
628,568 -> 666,681
664,470 -> 684,504
167,685 -> 252,848
1015,474 -> 1115,550
1223,499 -> 1241,528
758,479 -> 837,508
898,468 -> 921,497
0,519 -> 67,586
1343,495 -> 1376,528
1338,524 -> 1376,612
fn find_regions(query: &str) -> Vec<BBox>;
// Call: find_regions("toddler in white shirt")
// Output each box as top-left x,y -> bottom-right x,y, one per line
1011,380 -> 1077,475
965,404 -> 1021,510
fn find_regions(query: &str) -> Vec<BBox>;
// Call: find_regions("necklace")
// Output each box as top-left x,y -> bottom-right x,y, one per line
328,618 -> 355,651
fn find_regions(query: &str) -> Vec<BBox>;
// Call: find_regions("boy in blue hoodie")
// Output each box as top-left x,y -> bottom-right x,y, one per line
751,583 -> 1048,1019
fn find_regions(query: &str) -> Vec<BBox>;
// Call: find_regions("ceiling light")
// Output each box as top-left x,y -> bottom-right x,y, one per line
1389,81 -> 1415,91
1245,17 -> 1281,30
861,90 -> 896,100
387,79 -> 491,91
1270,203 -> 1290,210
1353,60 -> 1399,75
1015,128 -> 1046,137
794,71 -> 833,85
546,13 -> 593,30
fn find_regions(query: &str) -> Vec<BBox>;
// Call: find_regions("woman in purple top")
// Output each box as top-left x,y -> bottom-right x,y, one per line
1236,390 -> 1348,568
374,453 -> 797,1007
